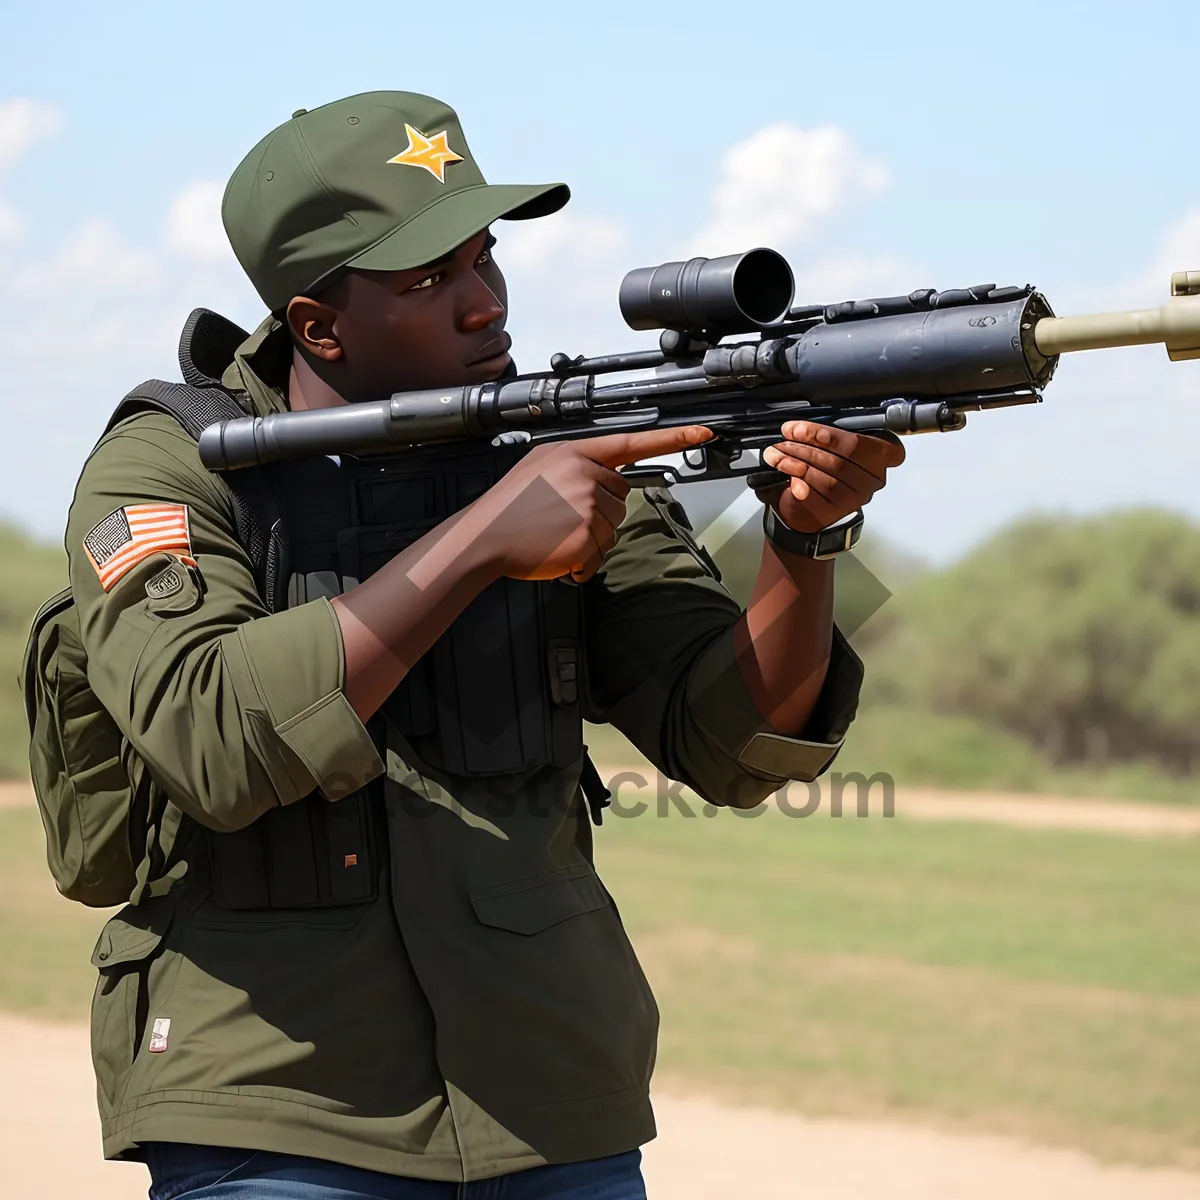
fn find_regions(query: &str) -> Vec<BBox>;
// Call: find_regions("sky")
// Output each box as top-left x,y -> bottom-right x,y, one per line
1,0 -> 1198,563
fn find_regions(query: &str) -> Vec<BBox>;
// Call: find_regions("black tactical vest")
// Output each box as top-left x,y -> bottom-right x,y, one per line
273,444 -> 584,777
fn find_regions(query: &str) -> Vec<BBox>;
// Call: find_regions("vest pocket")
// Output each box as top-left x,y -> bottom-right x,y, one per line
206,784 -> 381,912
336,498 -> 585,776
90,905 -> 174,1117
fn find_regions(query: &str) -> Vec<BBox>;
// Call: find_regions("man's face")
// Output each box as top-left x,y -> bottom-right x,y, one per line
291,228 -> 513,403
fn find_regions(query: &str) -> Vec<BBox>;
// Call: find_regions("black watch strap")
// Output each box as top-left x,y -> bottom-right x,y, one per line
762,506 -> 864,560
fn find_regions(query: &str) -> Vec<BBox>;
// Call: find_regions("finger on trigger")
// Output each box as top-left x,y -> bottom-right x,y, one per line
587,424 -> 713,470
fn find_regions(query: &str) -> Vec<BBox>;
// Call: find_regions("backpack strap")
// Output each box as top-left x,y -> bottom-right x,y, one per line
178,307 -> 252,389
103,310 -> 291,612
111,377 -> 245,439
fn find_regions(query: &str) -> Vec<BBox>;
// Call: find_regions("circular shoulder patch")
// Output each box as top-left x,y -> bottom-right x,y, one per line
145,562 -> 186,601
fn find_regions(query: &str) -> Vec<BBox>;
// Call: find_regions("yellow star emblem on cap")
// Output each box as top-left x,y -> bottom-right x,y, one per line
386,124 -> 464,184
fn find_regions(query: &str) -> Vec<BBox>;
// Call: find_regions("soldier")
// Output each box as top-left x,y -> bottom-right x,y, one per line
65,92 -> 903,1199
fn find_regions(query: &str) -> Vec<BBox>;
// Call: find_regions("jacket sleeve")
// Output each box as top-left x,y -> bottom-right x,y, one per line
582,488 -> 864,808
66,414 -> 383,833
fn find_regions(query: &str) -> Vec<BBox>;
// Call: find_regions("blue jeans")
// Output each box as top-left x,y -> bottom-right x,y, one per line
143,1143 -> 647,1200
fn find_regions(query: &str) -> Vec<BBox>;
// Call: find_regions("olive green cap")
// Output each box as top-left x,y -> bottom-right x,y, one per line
222,91 -> 569,312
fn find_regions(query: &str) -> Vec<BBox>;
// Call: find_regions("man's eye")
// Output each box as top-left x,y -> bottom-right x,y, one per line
409,272 -> 444,291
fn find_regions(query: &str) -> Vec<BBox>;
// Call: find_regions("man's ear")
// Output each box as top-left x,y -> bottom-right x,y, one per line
285,295 -> 343,362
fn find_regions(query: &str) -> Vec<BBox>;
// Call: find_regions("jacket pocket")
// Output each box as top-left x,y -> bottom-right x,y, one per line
470,863 -> 612,935
456,863 -> 659,1109
90,904 -> 174,1118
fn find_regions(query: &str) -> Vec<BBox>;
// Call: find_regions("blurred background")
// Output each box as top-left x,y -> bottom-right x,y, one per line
2,1 -> 1199,1196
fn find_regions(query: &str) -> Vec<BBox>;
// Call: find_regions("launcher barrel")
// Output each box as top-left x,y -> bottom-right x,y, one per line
1033,272 -> 1200,362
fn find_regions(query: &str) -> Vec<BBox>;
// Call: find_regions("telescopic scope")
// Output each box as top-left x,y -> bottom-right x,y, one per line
618,247 -> 795,334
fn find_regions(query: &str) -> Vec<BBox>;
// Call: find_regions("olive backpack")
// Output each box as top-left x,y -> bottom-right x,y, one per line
21,309 -> 283,906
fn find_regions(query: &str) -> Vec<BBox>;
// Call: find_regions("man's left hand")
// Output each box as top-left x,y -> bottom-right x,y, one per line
758,420 -> 906,535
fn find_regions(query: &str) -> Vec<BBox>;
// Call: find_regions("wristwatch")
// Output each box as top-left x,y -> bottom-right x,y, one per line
762,505 -> 864,560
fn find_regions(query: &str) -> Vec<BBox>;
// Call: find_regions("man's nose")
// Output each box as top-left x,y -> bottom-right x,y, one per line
459,276 -> 506,331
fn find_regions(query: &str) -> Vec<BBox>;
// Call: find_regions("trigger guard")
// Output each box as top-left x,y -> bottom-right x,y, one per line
619,465 -> 680,489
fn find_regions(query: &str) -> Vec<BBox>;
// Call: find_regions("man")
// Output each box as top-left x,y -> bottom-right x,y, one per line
67,91 -> 903,1199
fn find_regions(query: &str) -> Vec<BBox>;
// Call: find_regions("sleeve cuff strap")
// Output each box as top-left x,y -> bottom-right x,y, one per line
736,730 -> 844,784
686,621 -> 860,785
275,689 -> 384,801
231,598 -> 384,802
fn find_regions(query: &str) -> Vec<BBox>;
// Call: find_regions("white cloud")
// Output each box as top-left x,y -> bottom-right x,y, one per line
19,218 -> 161,293
0,99 -> 61,254
3,219 -> 166,360
501,210 -> 638,372
501,211 -> 627,272
790,253 -> 917,309
0,172 -> 261,538
0,98 -> 60,177
2,184 -> 258,370
688,123 -> 888,259
164,180 -> 236,264
501,211 -> 628,301
499,130 -> 894,369
1111,206 -> 1200,309
0,200 -> 21,245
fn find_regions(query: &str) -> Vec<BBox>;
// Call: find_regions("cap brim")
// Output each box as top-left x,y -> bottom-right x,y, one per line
347,182 -> 569,274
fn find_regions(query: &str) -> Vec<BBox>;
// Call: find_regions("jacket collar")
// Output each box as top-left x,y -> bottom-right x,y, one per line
221,316 -> 293,418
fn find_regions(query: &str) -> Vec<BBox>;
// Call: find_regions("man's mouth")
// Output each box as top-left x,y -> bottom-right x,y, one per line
466,333 -> 513,368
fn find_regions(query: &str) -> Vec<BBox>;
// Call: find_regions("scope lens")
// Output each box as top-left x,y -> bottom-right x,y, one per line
619,247 -> 795,333
730,249 -> 795,326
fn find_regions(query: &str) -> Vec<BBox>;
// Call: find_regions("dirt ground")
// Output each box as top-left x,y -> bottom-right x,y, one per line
600,773 -> 1200,838
0,781 -> 36,808
4,1011 -> 1200,1200
5,780 -> 1200,1197
893,786 -> 1200,837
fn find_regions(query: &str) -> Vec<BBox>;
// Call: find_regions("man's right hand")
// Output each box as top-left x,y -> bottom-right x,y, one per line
467,426 -> 713,583
334,423 -> 711,722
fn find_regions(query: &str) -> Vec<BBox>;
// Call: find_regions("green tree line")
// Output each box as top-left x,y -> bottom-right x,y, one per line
859,510 -> 1200,778
0,524 -> 66,776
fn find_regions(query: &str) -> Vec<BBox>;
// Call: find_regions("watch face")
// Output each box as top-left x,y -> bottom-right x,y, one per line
814,531 -> 844,559
765,505 -> 863,559
813,512 -> 864,559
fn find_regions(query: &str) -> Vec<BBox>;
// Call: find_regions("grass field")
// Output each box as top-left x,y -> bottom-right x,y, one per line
584,714 -> 1200,806
3,799 -> 1199,1169
0,807 -> 110,1019
595,802 -> 1200,1168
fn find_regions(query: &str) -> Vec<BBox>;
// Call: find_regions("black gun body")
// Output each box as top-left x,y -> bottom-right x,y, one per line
784,294 -> 1054,403
197,292 -> 1058,481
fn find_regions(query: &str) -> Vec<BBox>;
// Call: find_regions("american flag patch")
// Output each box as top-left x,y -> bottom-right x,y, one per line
83,503 -> 196,591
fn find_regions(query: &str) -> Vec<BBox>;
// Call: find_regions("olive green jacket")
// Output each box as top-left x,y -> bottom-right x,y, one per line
67,320 -> 863,1182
